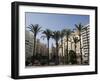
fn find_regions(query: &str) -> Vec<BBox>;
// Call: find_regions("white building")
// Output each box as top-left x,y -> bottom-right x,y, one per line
58,24 -> 90,64
58,32 -> 81,64
36,39 -> 48,56
81,24 -> 90,64
25,30 -> 34,61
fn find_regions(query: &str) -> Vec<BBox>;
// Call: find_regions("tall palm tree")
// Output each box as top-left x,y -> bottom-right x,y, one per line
27,24 -> 41,57
75,23 -> 83,64
60,29 -> 66,63
52,31 -> 60,65
73,36 -> 79,54
63,39 -> 66,64
68,32 -> 74,50
42,29 -> 52,65
65,29 -> 71,64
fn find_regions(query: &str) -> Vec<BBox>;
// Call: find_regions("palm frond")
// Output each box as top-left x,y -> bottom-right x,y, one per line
52,31 -> 60,42
27,24 -> 41,35
73,36 -> 80,43
75,23 -> 83,32
42,29 -> 52,40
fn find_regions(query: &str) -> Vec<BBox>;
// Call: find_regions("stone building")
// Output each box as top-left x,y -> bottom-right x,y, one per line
58,24 -> 90,64
25,30 -> 34,62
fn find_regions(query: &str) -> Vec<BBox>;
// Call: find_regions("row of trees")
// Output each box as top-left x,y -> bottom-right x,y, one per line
27,23 -> 89,65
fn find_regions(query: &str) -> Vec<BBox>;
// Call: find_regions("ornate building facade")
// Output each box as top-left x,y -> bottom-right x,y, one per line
58,24 -> 90,64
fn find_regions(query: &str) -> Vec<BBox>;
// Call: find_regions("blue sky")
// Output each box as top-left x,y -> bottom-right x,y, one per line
25,12 -> 89,48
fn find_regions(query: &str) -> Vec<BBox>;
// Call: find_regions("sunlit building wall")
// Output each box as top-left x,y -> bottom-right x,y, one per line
81,24 -> 90,64
58,24 -> 90,64
58,32 -> 81,64
25,30 -> 34,61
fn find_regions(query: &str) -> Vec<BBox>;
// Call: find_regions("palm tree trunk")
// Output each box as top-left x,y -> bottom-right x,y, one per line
75,43 -> 77,64
64,42 -> 66,64
33,36 -> 36,56
79,35 -> 82,64
66,36 -> 69,64
47,39 -> 49,65
61,39 -> 63,64
55,42 -> 59,65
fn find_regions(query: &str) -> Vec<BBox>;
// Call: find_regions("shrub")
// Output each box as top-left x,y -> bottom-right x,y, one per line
69,50 -> 77,64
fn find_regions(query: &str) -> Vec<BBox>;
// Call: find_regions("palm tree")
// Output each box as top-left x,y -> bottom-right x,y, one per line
68,32 -> 74,50
65,29 -> 71,64
27,24 -> 41,57
73,36 -> 79,54
42,29 -> 52,65
52,31 -> 60,65
69,50 -> 77,64
75,23 -> 83,64
60,29 -> 66,63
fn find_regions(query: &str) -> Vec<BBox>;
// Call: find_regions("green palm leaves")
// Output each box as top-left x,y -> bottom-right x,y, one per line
27,24 -> 41,57
28,24 -> 41,37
